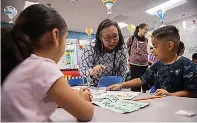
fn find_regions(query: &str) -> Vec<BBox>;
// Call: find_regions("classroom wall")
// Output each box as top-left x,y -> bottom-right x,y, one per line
1,22 -> 96,40
68,31 -> 95,40
132,14 -> 197,59
168,14 -> 197,59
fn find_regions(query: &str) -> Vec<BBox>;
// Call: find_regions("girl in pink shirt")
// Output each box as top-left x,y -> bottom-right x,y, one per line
1,4 -> 94,122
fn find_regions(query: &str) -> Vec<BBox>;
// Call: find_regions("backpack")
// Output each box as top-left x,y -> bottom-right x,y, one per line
127,35 -> 134,56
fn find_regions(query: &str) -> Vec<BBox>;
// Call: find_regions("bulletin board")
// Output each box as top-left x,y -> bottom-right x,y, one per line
57,38 -> 92,70
57,39 -> 78,69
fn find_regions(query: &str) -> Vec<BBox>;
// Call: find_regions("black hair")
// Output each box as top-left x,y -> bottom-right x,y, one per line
134,23 -> 148,36
192,53 -> 197,60
1,4 -> 67,84
95,19 -> 124,52
152,25 -> 180,51
177,41 -> 185,54
152,25 -> 180,42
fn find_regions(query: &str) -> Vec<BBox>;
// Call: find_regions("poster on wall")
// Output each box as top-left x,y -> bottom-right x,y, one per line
57,39 -> 78,69
57,38 -> 95,69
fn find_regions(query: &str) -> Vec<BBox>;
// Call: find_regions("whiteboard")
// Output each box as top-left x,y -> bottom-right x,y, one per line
181,21 -> 197,59
163,15 -> 197,59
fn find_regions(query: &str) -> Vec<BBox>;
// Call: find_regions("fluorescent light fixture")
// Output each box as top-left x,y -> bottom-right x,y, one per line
24,1 -> 39,10
118,22 -> 128,29
145,0 -> 187,15
183,21 -> 186,29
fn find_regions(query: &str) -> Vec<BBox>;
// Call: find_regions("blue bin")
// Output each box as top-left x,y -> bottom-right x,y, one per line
97,76 -> 123,87
68,77 -> 87,86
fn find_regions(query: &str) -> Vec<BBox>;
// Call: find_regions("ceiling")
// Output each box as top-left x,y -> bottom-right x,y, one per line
1,0 -> 197,37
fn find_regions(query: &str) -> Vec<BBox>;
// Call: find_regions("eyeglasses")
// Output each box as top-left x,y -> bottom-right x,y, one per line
101,35 -> 119,42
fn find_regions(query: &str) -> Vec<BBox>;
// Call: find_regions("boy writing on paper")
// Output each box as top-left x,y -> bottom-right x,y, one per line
107,25 -> 197,98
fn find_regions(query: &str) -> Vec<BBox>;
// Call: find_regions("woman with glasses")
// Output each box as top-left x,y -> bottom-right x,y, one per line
79,19 -> 128,87
127,23 -> 149,92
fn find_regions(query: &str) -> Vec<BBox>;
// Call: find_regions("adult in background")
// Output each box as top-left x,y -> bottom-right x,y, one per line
148,47 -> 157,66
192,53 -> 197,64
127,23 -> 149,92
177,41 -> 185,56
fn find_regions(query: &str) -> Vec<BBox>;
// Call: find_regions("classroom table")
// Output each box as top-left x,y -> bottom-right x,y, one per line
50,88 -> 197,122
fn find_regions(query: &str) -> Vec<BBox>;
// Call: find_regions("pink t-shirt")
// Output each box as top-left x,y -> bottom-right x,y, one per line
1,54 -> 63,122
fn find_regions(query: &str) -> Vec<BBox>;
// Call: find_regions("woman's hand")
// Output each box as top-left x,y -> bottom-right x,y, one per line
90,65 -> 105,76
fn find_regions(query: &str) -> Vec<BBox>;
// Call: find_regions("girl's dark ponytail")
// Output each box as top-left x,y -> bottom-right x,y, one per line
134,26 -> 139,35
1,4 -> 67,85
1,26 -> 33,84
11,25 -> 34,61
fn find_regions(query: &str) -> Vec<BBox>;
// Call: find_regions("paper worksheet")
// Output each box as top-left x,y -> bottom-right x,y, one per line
72,87 -> 148,113
72,87 -> 140,100
91,90 -> 140,100
92,96 -> 149,113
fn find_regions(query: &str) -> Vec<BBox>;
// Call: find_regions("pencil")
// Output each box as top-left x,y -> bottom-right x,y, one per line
134,95 -> 164,101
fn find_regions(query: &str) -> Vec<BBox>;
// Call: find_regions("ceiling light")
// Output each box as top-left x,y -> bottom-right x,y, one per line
183,21 -> 186,29
118,22 -> 128,29
145,0 -> 187,15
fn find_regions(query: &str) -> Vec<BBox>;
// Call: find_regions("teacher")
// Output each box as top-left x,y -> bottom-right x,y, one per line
79,19 -> 128,87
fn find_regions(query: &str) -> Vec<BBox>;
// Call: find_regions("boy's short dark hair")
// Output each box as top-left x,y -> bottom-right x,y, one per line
192,53 -> 197,60
152,25 -> 180,42
152,25 -> 180,50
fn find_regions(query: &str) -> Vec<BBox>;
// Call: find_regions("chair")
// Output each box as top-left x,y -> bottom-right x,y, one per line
68,77 -> 87,86
97,76 -> 123,87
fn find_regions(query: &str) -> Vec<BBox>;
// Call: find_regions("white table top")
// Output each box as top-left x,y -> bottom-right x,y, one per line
50,89 -> 197,122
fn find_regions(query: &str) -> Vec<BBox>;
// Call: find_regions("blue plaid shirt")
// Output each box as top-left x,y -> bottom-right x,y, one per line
141,57 -> 197,93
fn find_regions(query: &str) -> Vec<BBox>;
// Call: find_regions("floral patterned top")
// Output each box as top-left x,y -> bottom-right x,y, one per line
127,36 -> 148,66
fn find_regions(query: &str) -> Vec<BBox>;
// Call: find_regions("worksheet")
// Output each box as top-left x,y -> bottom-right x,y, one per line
91,90 -> 140,100
72,87 -> 149,113
72,87 -> 140,100
92,95 -> 149,113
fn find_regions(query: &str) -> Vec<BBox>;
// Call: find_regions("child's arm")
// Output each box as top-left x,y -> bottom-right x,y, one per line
107,63 -> 157,91
170,90 -> 197,97
107,78 -> 143,90
121,78 -> 143,88
155,89 -> 197,97
48,77 -> 94,121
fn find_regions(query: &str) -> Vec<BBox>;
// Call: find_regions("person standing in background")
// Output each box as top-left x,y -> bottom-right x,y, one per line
177,41 -> 185,56
192,53 -> 197,64
127,23 -> 149,92
148,47 -> 157,66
